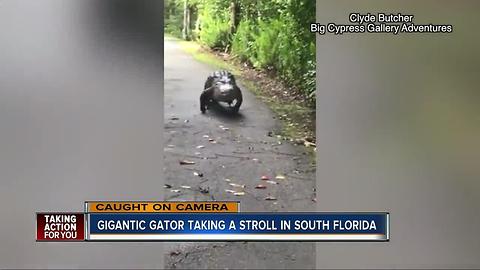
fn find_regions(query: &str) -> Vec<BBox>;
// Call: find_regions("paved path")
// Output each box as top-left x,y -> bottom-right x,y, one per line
163,37 -> 316,269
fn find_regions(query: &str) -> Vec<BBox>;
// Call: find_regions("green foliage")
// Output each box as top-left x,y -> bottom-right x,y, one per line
277,15 -> 316,102
250,19 -> 282,69
303,58 -> 316,102
247,15 -> 315,103
164,0 -> 183,37
231,20 -> 255,61
198,15 -> 231,49
195,0 -> 232,49
165,15 -> 183,38
200,0 -> 231,21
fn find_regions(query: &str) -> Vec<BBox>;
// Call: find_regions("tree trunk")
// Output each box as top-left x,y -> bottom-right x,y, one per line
182,0 -> 190,40
186,6 -> 191,38
229,1 -> 238,34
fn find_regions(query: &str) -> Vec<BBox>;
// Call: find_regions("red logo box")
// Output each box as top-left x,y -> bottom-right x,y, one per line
36,213 -> 85,241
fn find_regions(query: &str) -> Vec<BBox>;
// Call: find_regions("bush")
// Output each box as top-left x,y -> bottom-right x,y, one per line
302,57 -> 316,103
276,16 -> 315,102
245,16 -> 315,102
198,16 -> 231,50
251,19 -> 283,69
231,20 -> 256,62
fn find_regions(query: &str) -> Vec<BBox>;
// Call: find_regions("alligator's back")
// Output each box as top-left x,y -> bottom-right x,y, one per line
204,70 -> 236,89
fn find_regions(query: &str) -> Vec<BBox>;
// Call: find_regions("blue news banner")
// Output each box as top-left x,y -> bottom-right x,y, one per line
86,213 -> 389,241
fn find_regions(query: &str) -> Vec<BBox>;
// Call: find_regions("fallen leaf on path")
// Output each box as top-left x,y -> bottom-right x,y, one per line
294,139 -> 304,145
275,175 -> 286,180
170,189 -> 180,193
169,117 -> 179,120
261,175 -> 270,180
179,160 -> 195,165
255,185 -> 267,189
234,192 -> 245,196
184,119 -> 189,123
180,185 -> 191,189
229,183 -> 245,189
200,187 -> 209,194
252,158 -> 259,162
164,184 -> 172,189
225,189 -> 236,193
266,180 -> 278,185
196,145 -> 205,149
193,172 -> 204,177
304,141 -> 316,147
170,251 -> 181,256
305,137 -> 315,143
265,196 -> 277,201
224,178 -> 231,182
203,135 -> 210,138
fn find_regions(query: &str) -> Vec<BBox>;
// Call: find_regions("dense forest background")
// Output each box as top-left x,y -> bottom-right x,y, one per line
164,0 -> 316,105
